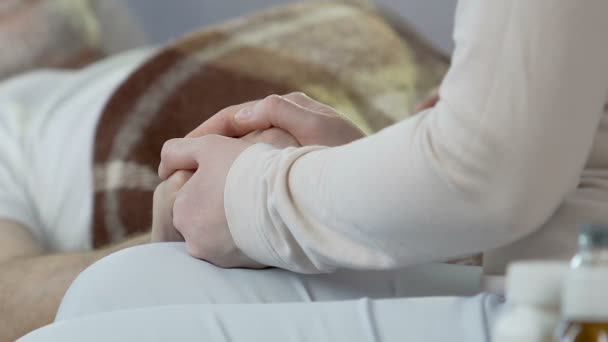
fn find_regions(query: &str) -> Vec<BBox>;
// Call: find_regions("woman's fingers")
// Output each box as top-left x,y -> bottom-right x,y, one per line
237,94 -> 365,147
232,95 -> 322,145
185,92 -> 327,139
282,92 -> 341,116
185,100 -> 257,138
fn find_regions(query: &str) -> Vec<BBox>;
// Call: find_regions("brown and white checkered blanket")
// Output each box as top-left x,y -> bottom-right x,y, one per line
91,1 -> 469,263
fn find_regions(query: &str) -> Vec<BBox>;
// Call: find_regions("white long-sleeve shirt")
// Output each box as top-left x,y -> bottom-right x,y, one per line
225,0 -> 608,277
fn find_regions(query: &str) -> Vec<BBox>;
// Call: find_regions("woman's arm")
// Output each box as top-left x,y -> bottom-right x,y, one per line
224,0 -> 608,273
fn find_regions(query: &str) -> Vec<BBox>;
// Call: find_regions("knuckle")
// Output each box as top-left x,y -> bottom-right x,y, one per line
160,138 -> 179,160
261,94 -> 283,111
286,91 -> 308,101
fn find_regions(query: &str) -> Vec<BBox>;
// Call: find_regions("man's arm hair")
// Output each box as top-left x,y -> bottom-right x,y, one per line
0,220 -> 149,341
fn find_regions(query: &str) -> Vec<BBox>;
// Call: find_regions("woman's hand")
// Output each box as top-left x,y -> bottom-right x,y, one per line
154,128 -> 297,268
156,93 -> 364,268
158,135 -> 261,268
186,92 -> 366,146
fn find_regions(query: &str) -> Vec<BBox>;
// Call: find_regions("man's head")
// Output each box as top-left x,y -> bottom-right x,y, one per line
0,0 -> 145,79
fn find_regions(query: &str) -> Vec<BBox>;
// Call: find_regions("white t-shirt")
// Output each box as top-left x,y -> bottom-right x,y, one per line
0,49 -> 152,252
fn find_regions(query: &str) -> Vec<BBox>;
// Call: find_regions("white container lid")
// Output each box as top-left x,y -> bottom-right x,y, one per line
505,261 -> 569,310
563,268 -> 608,320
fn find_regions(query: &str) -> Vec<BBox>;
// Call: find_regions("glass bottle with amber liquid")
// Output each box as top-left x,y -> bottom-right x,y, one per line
559,224 -> 608,341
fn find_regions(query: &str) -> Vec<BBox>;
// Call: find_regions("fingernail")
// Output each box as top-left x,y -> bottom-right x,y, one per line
235,108 -> 252,122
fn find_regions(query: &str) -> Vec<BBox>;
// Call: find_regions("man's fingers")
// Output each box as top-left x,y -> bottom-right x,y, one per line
186,100 -> 257,138
166,170 -> 195,194
166,171 -> 193,240
158,138 -> 203,179
151,171 -> 192,243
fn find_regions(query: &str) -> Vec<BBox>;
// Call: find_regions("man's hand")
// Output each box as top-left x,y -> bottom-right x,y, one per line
186,92 -> 365,146
155,128 -> 298,267
414,87 -> 440,113
151,171 -> 192,243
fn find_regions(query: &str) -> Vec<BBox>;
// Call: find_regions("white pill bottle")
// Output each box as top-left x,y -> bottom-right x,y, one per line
494,261 -> 568,342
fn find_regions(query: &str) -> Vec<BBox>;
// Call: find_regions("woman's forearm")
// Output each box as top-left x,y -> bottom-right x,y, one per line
225,0 -> 608,273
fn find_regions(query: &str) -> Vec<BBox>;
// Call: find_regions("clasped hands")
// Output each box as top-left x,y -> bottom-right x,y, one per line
151,93 -> 365,268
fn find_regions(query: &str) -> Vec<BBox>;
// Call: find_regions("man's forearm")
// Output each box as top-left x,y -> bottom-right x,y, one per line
0,234 -> 149,341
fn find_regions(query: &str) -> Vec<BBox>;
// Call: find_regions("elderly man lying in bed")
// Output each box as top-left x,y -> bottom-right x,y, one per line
0,56 -> 439,342
0,4 -> 446,340
0,49 -> 339,339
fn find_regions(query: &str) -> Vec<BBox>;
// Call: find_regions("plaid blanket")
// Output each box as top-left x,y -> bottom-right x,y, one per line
92,1 -> 462,261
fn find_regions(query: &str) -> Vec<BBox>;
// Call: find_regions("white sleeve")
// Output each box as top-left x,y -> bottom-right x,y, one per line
0,98 -> 41,240
225,0 -> 608,273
